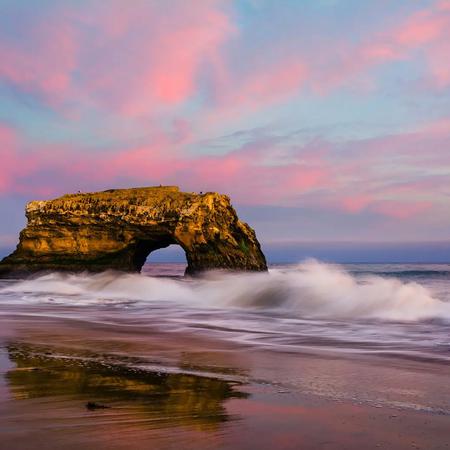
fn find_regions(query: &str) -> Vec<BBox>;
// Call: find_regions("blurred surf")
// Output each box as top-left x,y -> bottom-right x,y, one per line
0,260 -> 449,362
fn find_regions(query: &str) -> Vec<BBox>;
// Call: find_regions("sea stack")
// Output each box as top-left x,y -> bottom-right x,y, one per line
0,186 -> 267,276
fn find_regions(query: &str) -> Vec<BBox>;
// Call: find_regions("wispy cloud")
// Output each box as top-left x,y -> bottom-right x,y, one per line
1,115 -> 448,222
0,0 -> 449,240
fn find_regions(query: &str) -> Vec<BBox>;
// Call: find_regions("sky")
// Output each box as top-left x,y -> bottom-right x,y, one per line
0,0 -> 449,262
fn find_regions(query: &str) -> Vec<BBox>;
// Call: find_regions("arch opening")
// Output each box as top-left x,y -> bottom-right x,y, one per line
141,243 -> 188,277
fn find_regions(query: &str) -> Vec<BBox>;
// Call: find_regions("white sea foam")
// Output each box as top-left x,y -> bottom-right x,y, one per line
1,260 -> 448,322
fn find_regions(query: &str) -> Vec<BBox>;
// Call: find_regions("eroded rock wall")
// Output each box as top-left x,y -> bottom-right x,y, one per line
0,186 -> 267,275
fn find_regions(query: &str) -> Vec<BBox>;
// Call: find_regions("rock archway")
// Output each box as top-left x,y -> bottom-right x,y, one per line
0,186 -> 267,276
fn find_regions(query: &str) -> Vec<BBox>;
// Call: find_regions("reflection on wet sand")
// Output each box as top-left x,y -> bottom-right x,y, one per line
1,337 -> 450,450
5,343 -> 247,431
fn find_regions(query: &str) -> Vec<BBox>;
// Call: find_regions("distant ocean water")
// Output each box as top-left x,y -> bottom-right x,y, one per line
0,261 -> 449,364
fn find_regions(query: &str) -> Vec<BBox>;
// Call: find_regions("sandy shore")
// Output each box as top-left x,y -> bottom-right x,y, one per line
0,313 -> 449,450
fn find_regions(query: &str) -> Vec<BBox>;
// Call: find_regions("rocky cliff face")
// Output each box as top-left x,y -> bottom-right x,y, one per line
0,186 -> 267,276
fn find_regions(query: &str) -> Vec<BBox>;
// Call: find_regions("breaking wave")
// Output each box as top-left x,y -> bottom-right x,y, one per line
1,260 -> 449,322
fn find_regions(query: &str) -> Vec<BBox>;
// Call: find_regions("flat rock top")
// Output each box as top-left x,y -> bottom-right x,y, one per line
62,186 -> 194,200
26,186 -> 226,213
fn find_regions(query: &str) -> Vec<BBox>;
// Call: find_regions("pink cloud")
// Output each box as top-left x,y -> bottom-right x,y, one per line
341,195 -> 373,213
0,1 -> 235,117
391,3 -> 450,88
307,1 -> 450,93
0,12 -> 78,105
215,61 -> 308,112
0,126 -> 17,193
379,2 -> 450,86
0,125 -> 39,194
371,201 -> 433,219
79,1 -> 235,116
396,14 -> 444,46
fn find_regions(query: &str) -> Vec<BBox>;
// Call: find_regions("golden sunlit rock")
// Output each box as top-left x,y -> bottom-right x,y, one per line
0,186 -> 267,275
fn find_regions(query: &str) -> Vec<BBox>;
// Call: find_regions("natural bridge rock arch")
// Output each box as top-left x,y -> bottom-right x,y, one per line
0,186 -> 267,276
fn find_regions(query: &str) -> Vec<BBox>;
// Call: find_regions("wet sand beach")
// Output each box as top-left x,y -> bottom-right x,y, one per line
0,310 -> 449,450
